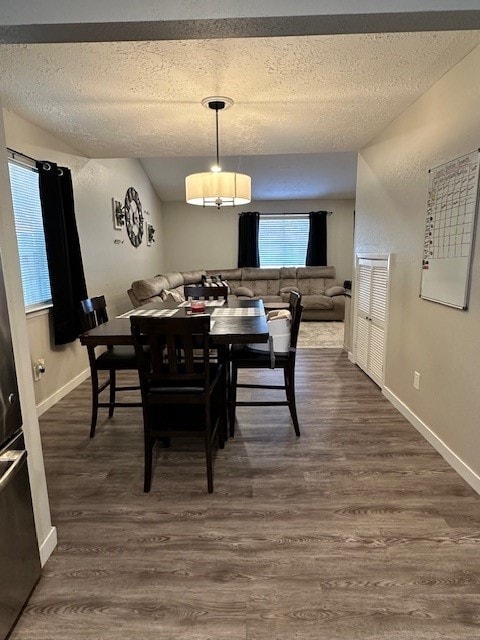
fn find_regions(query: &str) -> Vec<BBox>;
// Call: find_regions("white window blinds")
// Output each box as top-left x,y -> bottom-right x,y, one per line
259,215 -> 309,267
8,161 -> 52,309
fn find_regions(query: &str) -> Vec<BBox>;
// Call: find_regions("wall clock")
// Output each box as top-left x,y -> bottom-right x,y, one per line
124,187 -> 144,247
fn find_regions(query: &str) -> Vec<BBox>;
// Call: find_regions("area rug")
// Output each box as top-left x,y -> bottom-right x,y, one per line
297,321 -> 344,348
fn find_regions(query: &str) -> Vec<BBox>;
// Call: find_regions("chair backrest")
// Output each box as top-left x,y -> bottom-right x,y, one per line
288,291 -> 303,350
184,284 -> 228,301
80,295 -> 109,331
130,315 -> 212,393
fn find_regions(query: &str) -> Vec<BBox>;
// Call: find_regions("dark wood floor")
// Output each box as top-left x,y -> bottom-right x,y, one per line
11,349 -> 480,639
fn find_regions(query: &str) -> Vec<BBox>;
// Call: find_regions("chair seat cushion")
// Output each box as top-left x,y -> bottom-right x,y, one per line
96,345 -> 138,369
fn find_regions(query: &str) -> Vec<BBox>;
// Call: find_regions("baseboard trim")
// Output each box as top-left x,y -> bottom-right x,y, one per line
383,385 -> 480,496
39,525 -> 57,567
37,368 -> 90,417
347,351 -> 355,363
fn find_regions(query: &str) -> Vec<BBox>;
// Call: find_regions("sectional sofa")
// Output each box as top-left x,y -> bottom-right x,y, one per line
128,266 -> 345,321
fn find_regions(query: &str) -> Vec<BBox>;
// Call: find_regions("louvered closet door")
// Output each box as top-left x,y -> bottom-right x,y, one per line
355,263 -> 371,371
354,258 -> 388,387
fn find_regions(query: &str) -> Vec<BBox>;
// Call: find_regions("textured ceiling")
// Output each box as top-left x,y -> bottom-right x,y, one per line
1,31 -> 480,200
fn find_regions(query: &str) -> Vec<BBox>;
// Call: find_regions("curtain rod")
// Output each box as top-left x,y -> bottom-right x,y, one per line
7,148 -> 60,173
239,211 -> 333,216
7,147 -> 38,168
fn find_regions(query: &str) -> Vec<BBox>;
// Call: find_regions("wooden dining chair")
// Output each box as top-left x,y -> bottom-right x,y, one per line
228,291 -> 303,438
80,296 -> 141,438
130,314 -> 225,493
184,284 -> 229,301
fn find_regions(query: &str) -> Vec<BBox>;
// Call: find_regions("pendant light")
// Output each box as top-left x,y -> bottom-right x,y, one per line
185,97 -> 251,209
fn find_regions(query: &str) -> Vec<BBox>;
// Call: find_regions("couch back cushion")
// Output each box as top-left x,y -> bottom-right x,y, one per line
131,275 -> 170,304
279,267 -> 298,292
241,268 -> 281,296
183,269 -> 206,285
297,266 -> 336,279
165,272 -> 185,289
296,266 -> 336,295
206,268 -> 242,293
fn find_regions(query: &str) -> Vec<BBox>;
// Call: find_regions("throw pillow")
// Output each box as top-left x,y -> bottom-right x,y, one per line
163,289 -> 185,303
202,274 -> 231,292
235,286 -> 254,298
325,285 -> 344,297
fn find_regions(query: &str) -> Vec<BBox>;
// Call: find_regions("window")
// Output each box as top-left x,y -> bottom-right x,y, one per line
8,161 -> 52,310
259,215 -> 309,267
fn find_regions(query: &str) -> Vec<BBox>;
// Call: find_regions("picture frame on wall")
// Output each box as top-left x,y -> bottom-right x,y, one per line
112,198 -> 124,230
146,223 -> 155,246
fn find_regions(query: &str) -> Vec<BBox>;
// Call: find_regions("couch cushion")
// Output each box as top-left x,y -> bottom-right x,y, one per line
297,266 -> 336,280
234,286 -> 254,297
262,295 -> 283,303
326,285 -> 345,297
280,267 -> 297,279
301,294 -> 334,310
182,270 -> 206,285
241,268 -> 281,297
242,267 -> 280,281
131,275 -> 170,303
208,268 -> 242,281
165,272 -> 185,289
242,279 -> 281,297
163,289 -> 185,303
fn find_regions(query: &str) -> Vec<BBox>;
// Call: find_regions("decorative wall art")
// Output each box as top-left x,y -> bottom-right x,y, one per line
146,223 -> 156,246
111,188 -> 151,249
124,187 -> 144,247
112,198 -> 124,230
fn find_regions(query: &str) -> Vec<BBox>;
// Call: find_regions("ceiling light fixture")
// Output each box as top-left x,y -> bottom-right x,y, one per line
185,97 -> 251,209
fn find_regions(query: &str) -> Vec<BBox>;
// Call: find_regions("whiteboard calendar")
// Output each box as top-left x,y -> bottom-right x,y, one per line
420,149 -> 480,309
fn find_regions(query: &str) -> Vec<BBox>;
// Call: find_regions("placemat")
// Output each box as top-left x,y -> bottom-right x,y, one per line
116,309 -> 178,318
211,307 -> 264,317
178,300 -> 225,308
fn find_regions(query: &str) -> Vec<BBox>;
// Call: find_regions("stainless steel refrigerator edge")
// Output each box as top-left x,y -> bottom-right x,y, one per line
0,251 -> 41,640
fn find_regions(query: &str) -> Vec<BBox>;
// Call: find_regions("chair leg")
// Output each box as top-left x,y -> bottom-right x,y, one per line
284,366 -> 300,437
144,433 -> 155,492
108,369 -> 116,417
89,368 -> 100,438
229,365 -> 238,438
206,435 -> 214,493
204,406 -> 214,493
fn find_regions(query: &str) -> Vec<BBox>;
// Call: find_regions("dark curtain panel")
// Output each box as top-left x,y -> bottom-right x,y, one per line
306,210 -> 328,266
238,211 -> 260,268
36,161 -> 87,345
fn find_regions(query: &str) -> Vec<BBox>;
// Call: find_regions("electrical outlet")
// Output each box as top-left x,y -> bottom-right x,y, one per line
413,371 -> 421,390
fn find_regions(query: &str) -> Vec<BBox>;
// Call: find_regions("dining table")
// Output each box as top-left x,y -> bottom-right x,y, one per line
79,297 -> 269,439
79,297 -> 269,348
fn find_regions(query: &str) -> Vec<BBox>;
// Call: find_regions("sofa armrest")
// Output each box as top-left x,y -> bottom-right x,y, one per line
325,285 -> 345,297
127,288 -> 141,308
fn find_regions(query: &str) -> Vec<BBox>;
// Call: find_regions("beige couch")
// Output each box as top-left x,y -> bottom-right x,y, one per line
128,266 -> 345,321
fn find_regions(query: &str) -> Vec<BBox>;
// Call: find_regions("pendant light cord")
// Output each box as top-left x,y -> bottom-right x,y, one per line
215,106 -> 220,168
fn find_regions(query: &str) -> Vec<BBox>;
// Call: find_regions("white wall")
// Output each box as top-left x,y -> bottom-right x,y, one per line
355,44 -> 480,488
162,199 -> 354,284
3,109 -> 165,412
